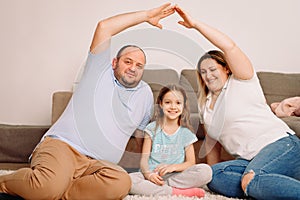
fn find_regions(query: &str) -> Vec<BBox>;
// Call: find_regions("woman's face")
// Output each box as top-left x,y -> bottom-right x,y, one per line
199,58 -> 229,94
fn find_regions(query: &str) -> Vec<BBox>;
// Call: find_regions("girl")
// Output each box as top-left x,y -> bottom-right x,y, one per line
129,84 -> 212,197
175,5 -> 300,200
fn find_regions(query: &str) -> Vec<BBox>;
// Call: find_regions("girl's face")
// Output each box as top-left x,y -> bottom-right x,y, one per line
160,90 -> 184,121
199,58 -> 229,94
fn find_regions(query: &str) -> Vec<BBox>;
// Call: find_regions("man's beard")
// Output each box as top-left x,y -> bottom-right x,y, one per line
120,75 -> 137,88
114,63 -> 139,88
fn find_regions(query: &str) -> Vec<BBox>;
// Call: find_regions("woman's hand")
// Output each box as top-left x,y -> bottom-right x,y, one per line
175,5 -> 196,29
175,5 -> 254,80
146,3 -> 175,29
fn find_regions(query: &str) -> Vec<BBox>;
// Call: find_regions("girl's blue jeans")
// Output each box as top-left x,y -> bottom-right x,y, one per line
207,133 -> 300,200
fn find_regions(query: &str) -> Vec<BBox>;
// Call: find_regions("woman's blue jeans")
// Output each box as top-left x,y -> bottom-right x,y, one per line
207,134 -> 300,200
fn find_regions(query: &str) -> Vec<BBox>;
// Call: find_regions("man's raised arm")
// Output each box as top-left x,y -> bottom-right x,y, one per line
90,3 -> 175,53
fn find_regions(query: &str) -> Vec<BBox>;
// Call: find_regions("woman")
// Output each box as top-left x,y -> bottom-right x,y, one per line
175,5 -> 300,200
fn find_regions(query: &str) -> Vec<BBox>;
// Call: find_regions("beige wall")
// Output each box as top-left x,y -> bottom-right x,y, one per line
1,0 -> 299,125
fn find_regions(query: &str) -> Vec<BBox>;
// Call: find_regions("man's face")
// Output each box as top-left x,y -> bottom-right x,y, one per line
112,47 -> 146,88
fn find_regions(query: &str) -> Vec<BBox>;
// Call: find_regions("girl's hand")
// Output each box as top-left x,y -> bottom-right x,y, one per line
175,5 -> 195,29
155,164 -> 176,176
146,3 -> 175,29
148,172 -> 164,186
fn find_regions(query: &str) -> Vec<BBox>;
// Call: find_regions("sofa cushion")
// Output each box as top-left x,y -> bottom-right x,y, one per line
179,69 -> 200,114
281,116 -> 300,137
142,69 -> 179,86
257,72 -> 300,135
257,72 -> 300,105
147,83 -> 164,105
179,69 -> 200,94
52,91 -> 72,124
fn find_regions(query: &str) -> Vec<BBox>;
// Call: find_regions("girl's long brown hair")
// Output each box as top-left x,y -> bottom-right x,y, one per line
153,84 -> 194,132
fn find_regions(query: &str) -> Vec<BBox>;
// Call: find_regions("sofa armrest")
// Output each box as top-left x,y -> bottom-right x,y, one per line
0,124 -> 49,164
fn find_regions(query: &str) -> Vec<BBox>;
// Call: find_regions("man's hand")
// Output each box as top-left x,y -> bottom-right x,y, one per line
90,3 -> 175,53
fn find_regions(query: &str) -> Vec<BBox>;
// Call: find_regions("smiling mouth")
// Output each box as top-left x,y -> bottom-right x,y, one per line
168,111 -> 178,114
126,72 -> 136,78
207,78 -> 216,83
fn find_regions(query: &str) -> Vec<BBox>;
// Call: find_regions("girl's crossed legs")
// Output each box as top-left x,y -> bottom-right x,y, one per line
130,164 -> 212,196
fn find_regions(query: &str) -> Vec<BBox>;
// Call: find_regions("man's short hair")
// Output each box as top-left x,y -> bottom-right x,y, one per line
116,45 -> 146,62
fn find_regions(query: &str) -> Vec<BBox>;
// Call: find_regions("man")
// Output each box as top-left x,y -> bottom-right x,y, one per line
0,3 -> 175,199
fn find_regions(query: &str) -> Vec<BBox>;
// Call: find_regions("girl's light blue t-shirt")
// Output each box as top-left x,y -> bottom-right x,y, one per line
145,121 -> 197,171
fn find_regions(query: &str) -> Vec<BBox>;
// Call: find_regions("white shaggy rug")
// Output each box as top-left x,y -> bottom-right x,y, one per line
0,170 -> 244,200
124,193 -> 243,200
